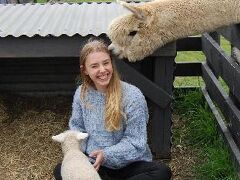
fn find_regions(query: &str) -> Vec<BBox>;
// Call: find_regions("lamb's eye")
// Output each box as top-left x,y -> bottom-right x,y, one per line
129,31 -> 137,36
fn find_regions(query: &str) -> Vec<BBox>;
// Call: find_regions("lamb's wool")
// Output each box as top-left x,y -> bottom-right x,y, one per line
108,0 -> 240,62
52,130 -> 101,180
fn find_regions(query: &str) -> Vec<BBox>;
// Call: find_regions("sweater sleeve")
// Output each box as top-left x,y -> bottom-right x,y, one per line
102,89 -> 150,169
69,87 -> 85,131
68,87 -> 87,151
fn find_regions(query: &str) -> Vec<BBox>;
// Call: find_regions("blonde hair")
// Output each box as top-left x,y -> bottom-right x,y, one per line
79,38 -> 123,131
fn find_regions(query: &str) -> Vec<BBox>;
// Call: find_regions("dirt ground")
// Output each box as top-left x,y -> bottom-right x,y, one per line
0,94 -> 197,180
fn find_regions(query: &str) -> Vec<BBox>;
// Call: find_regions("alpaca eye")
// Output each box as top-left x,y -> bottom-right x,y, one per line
129,31 -> 137,36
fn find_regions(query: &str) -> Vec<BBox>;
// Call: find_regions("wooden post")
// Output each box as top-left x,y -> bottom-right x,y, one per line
151,42 -> 176,159
115,42 -> 176,159
209,32 -> 220,44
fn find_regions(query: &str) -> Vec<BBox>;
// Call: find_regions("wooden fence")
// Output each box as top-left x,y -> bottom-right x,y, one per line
174,25 -> 240,172
202,30 -> 240,172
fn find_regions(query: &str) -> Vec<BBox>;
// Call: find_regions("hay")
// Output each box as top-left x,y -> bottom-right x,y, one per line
0,94 -> 70,180
169,115 -> 198,180
0,94 -> 196,179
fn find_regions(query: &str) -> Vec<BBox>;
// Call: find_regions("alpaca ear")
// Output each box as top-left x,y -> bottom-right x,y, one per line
117,0 -> 146,20
52,133 -> 66,143
77,132 -> 88,140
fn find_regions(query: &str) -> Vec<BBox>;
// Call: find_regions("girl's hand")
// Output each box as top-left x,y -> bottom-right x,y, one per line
89,150 -> 104,171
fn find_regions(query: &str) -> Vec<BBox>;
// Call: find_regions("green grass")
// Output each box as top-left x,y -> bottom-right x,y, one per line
174,36 -> 232,87
174,40 -> 205,87
174,90 -> 238,180
174,48 -> 205,87
176,51 -> 205,62
175,36 -> 231,63
196,144 -> 238,180
220,36 -> 231,56
36,0 -> 46,3
174,76 -> 204,87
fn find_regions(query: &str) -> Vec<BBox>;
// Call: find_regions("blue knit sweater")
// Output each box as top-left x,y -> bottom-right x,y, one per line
69,81 -> 152,169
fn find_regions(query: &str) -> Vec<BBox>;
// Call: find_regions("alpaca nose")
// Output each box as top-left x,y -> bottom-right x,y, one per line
108,44 -> 114,51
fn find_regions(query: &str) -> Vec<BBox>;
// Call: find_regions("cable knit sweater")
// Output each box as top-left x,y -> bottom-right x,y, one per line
69,81 -> 152,169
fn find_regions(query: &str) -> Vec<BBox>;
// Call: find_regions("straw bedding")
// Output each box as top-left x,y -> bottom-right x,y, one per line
0,94 -> 70,180
0,94 -> 194,180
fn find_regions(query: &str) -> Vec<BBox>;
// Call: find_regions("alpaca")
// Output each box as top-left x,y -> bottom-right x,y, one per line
52,130 -> 101,180
107,0 -> 240,62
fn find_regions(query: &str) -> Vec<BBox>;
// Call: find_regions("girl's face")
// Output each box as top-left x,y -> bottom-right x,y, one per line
83,51 -> 113,92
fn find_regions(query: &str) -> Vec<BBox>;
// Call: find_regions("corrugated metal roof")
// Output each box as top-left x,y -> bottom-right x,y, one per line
0,0 -> 7,4
0,2 -> 132,37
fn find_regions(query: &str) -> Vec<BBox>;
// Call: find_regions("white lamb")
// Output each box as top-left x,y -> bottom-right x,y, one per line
108,0 -> 240,62
52,130 -> 102,180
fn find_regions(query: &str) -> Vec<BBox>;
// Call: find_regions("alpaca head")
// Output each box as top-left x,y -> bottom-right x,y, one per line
108,0 -> 160,62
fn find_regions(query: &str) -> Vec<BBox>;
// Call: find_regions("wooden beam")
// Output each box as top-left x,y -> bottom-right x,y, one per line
0,74 -> 77,83
0,83 -> 76,92
176,37 -> 202,51
151,56 -> 174,158
218,24 -> 240,50
202,33 -> 222,76
0,35 -> 177,58
0,58 -> 79,75
115,59 -> 172,109
0,35 -> 107,58
174,62 -> 202,76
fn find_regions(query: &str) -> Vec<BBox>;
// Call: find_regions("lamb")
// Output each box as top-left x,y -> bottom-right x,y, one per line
52,130 -> 102,180
107,0 -> 240,62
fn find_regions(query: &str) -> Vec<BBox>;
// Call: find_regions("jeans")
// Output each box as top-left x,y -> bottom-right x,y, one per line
54,161 -> 172,180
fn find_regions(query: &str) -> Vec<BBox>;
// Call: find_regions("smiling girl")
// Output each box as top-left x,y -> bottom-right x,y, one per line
54,39 -> 171,180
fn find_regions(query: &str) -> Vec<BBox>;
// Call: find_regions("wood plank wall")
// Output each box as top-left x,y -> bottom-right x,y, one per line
0,58 -> 80,96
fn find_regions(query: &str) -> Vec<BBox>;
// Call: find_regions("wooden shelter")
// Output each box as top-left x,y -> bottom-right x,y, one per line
0,2 -> 175,158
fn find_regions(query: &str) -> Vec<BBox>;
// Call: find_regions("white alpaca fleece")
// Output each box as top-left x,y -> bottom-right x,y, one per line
108,0 -> 240,62
52,130 -> 101,180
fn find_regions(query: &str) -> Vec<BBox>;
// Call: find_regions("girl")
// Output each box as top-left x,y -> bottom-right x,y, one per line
54,39 -> 171,180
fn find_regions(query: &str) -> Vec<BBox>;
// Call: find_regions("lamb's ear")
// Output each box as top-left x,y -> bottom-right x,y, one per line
77,132 -> 88,140
117,0 -> 146,20
52,133 -> 66,143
